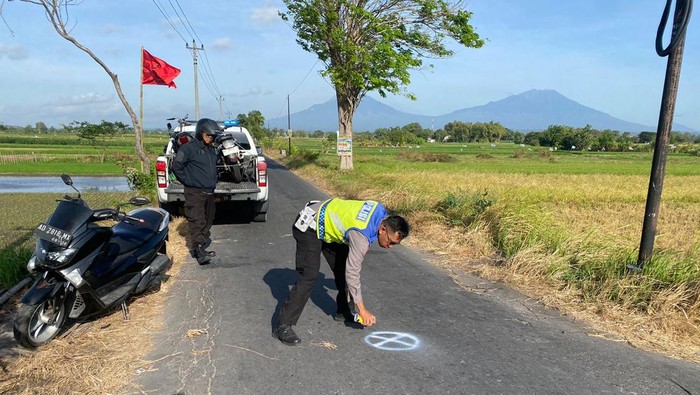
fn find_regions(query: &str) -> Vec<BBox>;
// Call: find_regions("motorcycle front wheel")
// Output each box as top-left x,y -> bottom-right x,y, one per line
13,298 -> 68,348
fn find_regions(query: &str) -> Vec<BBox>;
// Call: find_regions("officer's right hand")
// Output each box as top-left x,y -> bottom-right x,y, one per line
359,309 -> 376,327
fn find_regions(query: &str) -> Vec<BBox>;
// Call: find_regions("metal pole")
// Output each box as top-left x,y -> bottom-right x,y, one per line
637,1 -> 690,268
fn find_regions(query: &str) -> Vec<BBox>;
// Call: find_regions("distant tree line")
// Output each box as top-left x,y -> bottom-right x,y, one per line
270,121 -> 700,151
5,116 -> 700,152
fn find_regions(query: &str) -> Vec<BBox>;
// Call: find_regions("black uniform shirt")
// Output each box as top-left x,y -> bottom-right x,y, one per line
171,138 -> 218,192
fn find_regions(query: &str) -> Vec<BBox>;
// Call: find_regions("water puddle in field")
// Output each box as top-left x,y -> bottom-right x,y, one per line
0,176 -> 130,193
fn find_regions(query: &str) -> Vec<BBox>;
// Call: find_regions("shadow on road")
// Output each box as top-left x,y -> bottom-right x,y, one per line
263,268 -> 338,329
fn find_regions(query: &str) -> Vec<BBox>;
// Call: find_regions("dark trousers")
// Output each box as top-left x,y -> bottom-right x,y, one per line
278,223 -> 353,325
184,186 -> 215,248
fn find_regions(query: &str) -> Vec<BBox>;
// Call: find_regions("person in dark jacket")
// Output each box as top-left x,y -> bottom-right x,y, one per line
172,118 -> 220,265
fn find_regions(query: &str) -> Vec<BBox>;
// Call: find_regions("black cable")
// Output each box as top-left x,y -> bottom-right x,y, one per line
656,0 -> 693,56
151,0 -> 188,43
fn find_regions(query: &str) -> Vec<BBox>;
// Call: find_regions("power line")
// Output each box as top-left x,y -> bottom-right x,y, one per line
165,0 -> 221,97
152,0 -> 224,105
166,0 -> 195,40
290,59 -> 320,96
276,59 -> 324,120
173,0 -> 203,44
151,0 -> 187,42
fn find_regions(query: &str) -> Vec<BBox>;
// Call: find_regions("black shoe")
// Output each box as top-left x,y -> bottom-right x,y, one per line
273,324 -> 301,346
333,312 -> 352,322
194,245 -> 211,265
205,249 -> 216,257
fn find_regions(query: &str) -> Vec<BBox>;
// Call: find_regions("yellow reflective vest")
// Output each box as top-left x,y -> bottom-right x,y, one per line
316,198 -> 387,245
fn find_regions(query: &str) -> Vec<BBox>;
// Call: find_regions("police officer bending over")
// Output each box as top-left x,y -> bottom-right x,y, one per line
273,198 -> 410,345
172,118 -> 220,265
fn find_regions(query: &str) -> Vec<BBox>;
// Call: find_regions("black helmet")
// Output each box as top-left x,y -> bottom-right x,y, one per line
195,118 -> 221,139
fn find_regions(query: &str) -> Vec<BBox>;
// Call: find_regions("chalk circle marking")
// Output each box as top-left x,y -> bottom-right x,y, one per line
364,331 -> 421,351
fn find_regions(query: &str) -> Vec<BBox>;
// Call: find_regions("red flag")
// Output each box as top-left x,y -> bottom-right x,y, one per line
142,49 -> 181,88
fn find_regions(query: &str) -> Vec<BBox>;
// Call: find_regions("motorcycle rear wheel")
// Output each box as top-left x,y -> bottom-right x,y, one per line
13,299 -> 68,348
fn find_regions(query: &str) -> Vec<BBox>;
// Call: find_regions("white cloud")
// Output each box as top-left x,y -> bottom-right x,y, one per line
250,7 -> 280,27
0,43 -> 29,61
212,37 -> 233,51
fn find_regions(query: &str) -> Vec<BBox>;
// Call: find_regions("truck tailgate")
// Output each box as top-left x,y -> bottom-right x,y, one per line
164,181 -> 260,195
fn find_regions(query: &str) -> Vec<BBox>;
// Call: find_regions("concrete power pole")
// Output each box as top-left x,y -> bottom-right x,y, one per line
186,40 -> 204,120
217,96 -> 225,121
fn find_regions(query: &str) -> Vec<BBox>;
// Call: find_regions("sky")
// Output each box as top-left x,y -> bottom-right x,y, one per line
0,1 -> 698,131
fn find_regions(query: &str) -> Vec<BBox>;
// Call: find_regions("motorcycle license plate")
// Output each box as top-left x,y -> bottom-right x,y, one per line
34,223 -> 73,247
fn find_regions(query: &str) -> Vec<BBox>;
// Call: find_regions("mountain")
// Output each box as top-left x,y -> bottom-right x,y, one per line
268,97 -> 432,132
267,89 -> 696,133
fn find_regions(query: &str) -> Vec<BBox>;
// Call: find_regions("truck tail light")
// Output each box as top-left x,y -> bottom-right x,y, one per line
257,160 -> 267,187
156,160 -> 168,188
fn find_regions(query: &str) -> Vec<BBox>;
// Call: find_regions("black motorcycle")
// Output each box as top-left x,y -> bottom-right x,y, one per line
13,174 -> 171,348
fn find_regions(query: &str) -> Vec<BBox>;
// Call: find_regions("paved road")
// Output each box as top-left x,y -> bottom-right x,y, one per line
133,158 -> 700,395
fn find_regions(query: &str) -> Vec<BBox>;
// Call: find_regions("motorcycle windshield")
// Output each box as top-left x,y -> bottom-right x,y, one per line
46,200 -> 93,234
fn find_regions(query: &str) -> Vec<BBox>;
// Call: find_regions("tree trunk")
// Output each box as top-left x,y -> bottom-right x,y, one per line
336,92 -> 357,171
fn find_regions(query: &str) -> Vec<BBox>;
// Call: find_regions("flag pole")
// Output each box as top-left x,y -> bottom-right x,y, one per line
139,47 -> 144,138
139,47 -> 145,172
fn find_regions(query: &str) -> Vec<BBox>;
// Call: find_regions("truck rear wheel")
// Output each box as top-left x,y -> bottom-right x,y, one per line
252,200 -> 268,222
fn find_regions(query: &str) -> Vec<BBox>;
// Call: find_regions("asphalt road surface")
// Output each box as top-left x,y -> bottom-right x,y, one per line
133,158 -> 700,395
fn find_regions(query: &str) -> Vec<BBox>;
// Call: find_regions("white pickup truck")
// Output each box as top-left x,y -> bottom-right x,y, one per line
154,119 -> 269,222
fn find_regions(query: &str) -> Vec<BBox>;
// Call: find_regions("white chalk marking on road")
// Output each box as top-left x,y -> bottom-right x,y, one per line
364,331 -> 421,351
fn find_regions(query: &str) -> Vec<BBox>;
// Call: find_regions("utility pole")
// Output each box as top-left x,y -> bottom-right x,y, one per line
186,40 -> 204,120
216,96 -> 225,121
287,94 -> 292,154
636,0 -> 692,270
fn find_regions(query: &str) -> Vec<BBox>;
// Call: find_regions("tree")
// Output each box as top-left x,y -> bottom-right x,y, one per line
539,125 -> 573,148
237,110 -> 266,141
596,129 -> 619,151
443,121 -> 469,142
67,120 -> 129,163
280,0 -> 483,170
638,131 -> 656,144
1,0 -> 150,172
35,121 -> 48,132
561,127 -> 592,151
524,131 -> 541,146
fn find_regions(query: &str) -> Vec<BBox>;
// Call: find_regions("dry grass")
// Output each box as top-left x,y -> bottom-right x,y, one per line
310,340 -> 339,350
0,217 -> 189,395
